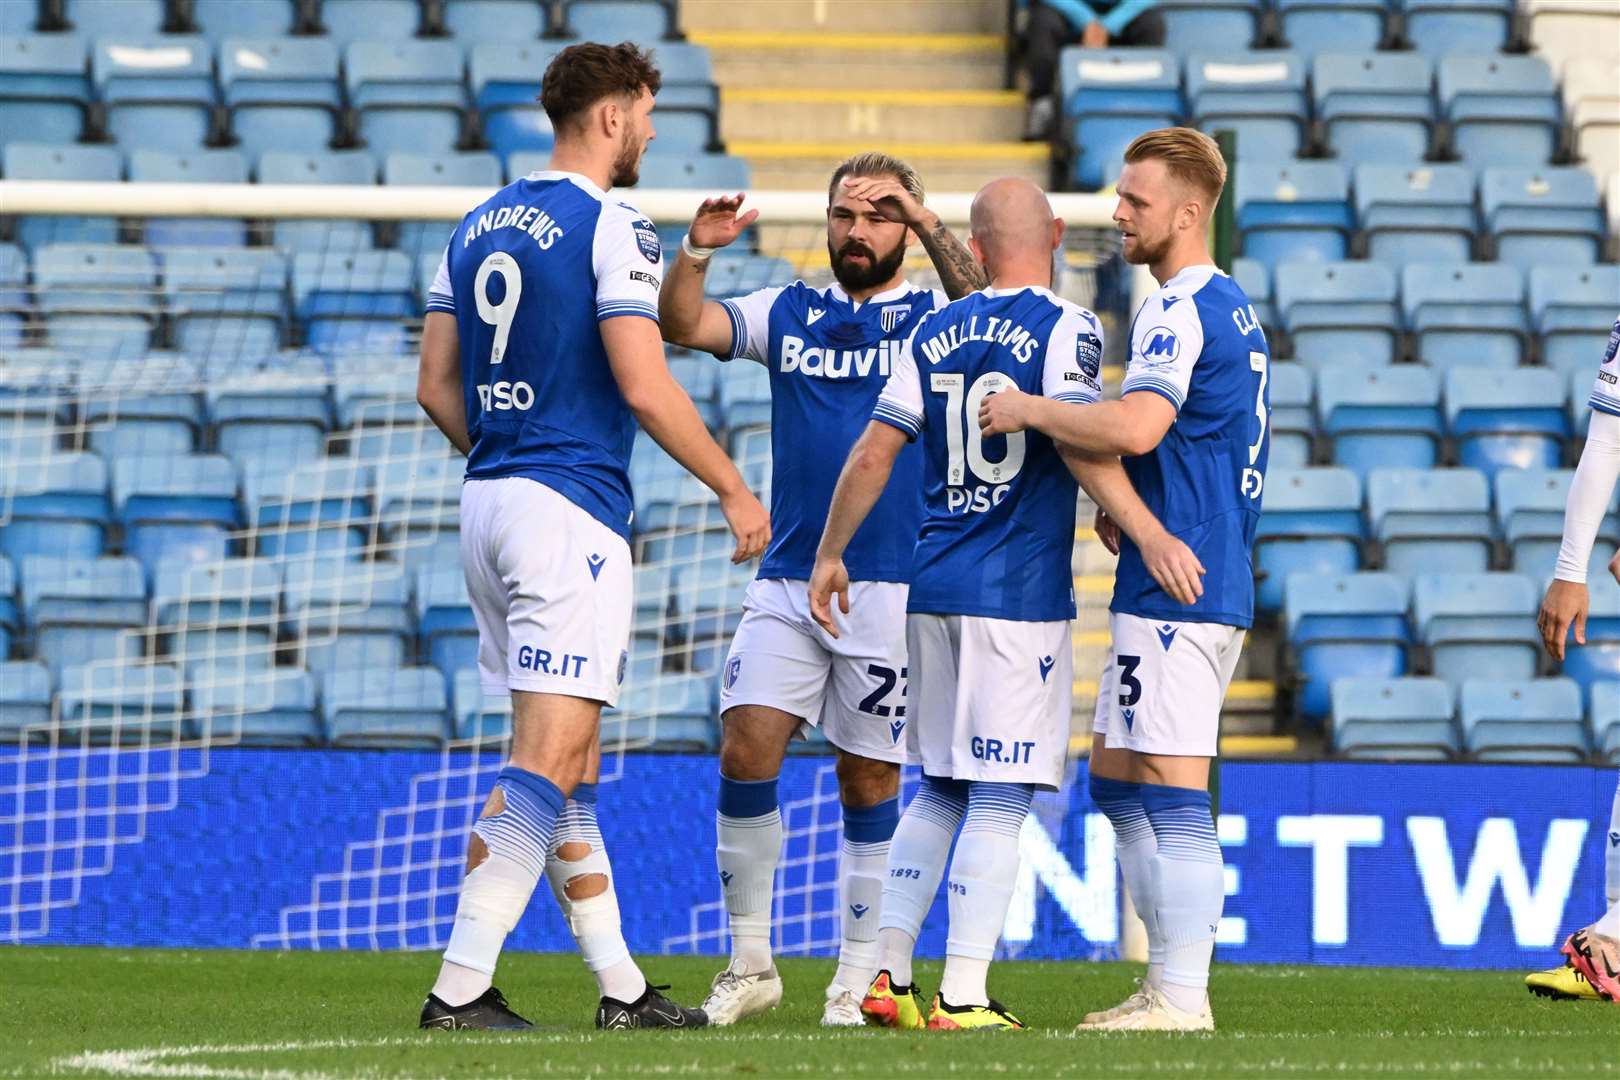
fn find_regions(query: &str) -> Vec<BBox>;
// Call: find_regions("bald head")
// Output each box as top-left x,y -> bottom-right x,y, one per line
968,178 -> 1062,286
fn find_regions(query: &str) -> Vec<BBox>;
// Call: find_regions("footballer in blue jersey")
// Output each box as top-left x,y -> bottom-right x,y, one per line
979,129 -> 1262,1032
659,154 -> 993,1026
413,43 -> 765,1034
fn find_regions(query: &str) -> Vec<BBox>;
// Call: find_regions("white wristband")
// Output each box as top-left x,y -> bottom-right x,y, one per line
681,233 -> 716,261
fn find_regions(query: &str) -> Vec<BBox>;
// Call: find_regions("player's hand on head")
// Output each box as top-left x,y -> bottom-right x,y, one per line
840,176 -> 924,226
808,557 -> 850,638
1141,530 -> 1205,606
1094,507 -> 1121,556
978,388 -> 1032,437
688,193 -> 758,251
719,487 -> 770,564
1537,578 -> 1589,662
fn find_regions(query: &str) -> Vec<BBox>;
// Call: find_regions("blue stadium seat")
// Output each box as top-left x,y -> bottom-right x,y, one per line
1186,51 -> 1306,161
113,454 -> 241,577
64,0 -> 165,36
1279,0 -> 1391,55
57,661 -> 183,743
1330,675 -> 1456,759
153,556 -> 280,672
416,561 -> 477,690
1530,265 -> 1620,372
1231,258 -> 1274,336
23,554 -> 146,677
256,149 -> 376,253
1157,1 -> 1262,52
608,674 -> 717,751
453,668 -> 511,741
190,665 -> 322,745
1438,55 -> 1561,168
1269,362 -> 1314,469
347,40 -> 467,159
130,150 -> 252,247
1316,364 -> 1440,477
703,256 -> 796,303
1237,161 -> 1352,266
334,367 -> 426,455
292,250 -> 415,354
443,0 -> 548,41
1288,571 -> 1412,723
1312,51 -> 1434,166
1479,167 -> 1605,272
1593,681 -> 1620,763
374,454 -> 462,558
1367,467 -> 1493,575
563,0 -> 670,42
163,246 -> 288,359
1274,260 -> 1399,367
324,667 -> 449,748
0,553 -> 14,658
205,358 -> 330,477
221,37 -> 342,160
316,0 -> 421,45
0,1 -> 35,33
637,152 -> 750,191
1253,467 -> 1365,613
284,556 -> 411,677
649,41 -> 717,110
1402,262 -> 1527,370
670,355 -> 721,427
1494,467 -> 1618,579
0,34 -> 90,146
1445,367 -> 1568,479
1402,0 -> 1513,56
0,660 -> 51,738
639,475 -> 725,535
92,36 -> 214,153
247,457 -> 371,559
1561,576 -> 1620,707
717,356 -> 773,429
1060,48 -> 1183,191
34,243 -> 159,356
1413,571 -> 1540,686
470,42 -> 568,168
192,0 -> 298,41
0,452 -> 109,561
2,142 -> 121,250
383,150 -> 500,187
1459,678 -> 1586,762
1352,164 -> 1477,266
84,388 -> 202,458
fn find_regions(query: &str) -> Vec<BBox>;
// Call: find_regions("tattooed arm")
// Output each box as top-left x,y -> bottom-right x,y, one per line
837,175 -> 989,300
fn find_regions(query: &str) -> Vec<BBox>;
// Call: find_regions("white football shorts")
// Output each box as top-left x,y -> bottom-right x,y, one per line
906,613 -> 1073,790
1092,611 -> 1245,757
718,577 -> 914,763
460,477 -> 632,705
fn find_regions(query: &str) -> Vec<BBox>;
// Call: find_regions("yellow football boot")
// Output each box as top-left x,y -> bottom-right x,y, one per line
925,993 -> 1026,1031
1525,960 -> 1602,1001
860,970 -> 928,1030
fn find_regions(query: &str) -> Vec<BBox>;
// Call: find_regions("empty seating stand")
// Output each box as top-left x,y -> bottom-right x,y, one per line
324,666 -> 448,747
93,37 -> 215,153
221,37 -> 342,161
0,33 -> 92,145
1438,55 -> 1561,168
1530,265 -> 1620,372
1480,167 -> 1605,271
1444,367 -> 1568,477
1402,262 -> 1528,370
1237,161 -> 1351,265
1253,466 -> 1365,613
1459,678 -> 1587,762
1353,164 -> 1477,266
190,666 -> 321,745
1331,676 -> 1457,759
1288,571 -> 1412,723
1060,48 -> 1183,192
1412,571 -> 1540,686
346,40 -> 467,159
1367,467 -> 1494,575
1312,51 -> 1434,166
1274,260 -> 1399,367
1316,364 -> 1440,477
57,661 -> 183,743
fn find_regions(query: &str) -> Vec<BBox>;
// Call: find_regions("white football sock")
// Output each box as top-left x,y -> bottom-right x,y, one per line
832,795 -> 897,994
1144,783 -> 1224,1016
716,774 -> 782,975
878,775 -> 968,988
941,781 -> 1031,1007
1606,770 -> 1618,907
1089,774 -> 1165,988
544,784 -> 647,1004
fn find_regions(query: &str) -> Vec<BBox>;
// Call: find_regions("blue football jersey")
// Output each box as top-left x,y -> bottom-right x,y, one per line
873,286 -> 1104,622
426,170 -> 664,543
1588,315 -> 1620,417
1112,264 -> 1270,629
720,280 -> 944,582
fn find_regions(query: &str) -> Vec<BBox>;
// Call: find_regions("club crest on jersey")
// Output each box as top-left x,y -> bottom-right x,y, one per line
724,656 -> 742,691
630,216 -> 660,263
1141,326 -> 1179,362
879,304 -> 910,333
1076,332 -> 1102,379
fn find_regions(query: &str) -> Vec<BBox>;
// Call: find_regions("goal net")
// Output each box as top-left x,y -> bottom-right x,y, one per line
0,179 -> 1126,952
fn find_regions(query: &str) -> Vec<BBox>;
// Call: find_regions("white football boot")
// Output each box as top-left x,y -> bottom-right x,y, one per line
700,960 -> 784,1026
1074,978 -> 1153,1029
820,986 -> 865,1027
1087,986 -> 1213,1032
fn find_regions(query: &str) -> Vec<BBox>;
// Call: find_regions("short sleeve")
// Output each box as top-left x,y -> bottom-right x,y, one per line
1042,304 -> 1105,405
718,286 -> 786,364
1589,317 -> 1620,417
425,245 -> 454,315
1119,290 -> 1207,412
872,318 -> 928,440
592,202 -> 663,323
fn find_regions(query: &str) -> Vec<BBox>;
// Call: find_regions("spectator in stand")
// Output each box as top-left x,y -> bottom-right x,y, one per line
1022,0 -> 1165,140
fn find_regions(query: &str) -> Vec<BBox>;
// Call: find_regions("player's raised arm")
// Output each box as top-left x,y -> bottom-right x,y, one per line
809,419 -> 909,637
838,174 -> 989,300
658,194 -> 760,356
417,310 -> 471,456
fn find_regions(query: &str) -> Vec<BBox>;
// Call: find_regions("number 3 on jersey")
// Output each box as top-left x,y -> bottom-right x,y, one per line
475,251 -> 522,365
1242,350 -> 1267,500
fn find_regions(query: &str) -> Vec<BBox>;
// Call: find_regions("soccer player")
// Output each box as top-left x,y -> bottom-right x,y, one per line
412,42 -> 769,1031
979,128 -> 1269,1032
658,153 -> 990,1026
810,177 -> 1205,1030
1527,314 -> 1620,1005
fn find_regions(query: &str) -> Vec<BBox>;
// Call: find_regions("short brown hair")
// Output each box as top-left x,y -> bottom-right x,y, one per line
828,151 -> 925,205
540,42 -> 662,131
1124,127 -> 1227,204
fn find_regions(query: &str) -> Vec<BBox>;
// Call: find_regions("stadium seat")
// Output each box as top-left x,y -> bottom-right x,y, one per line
0,452 -> 110,561
1312,51 -> 1434,166
1059,48 -> 1184,191
717,356 -> 773,429
1287,571 -> 1412,723
204,356 -> 329,478
1444,367 -> 1568,478
1459,678 -> 1586,762
163,246 -> 288,359
1352,164 -> 1477,266
1561,576 -> 1620,706
84,386 -> 202,458
703,256 -> 796,303
1252,467 -> 1365,613
637,152 -> 750,191
1316,364 -> 1441,477
470,42 -> 569,169
1329,676 -> 1457,760
256,149 -> 377,253
346,40 -> 467,159
1231,258 -> 1274,337
416,561 -> 477,690
2,142 -> 121,250
1413,572 -> 1540,686
0,33 -> 90,146
373,455 -> 461,561
92,36 -> 215,153
1401,0 -> 1513,57
112,454 -> 242,578
221,37 -> 343,160
1237,161 -> 1351,266
1592,681 -> 1620,763
1479,167 -> 1605,272
34,243 -> 159,356
129,150 -> 252,247
1563,57 -> 1620,174
608,674 -> 717,751
64,0 -> 166,36
1529,265 -> 1620,372
1437,55 -> 1561,168
291,250 -> 415,354
0,660 -> 51,738
153,556 -> 280,673
383,150 -> 501,189
323,667 -> 449,748
1278,0 -> 1391,55
563,0 -> 670,42
283,557 -> 411,677
1367,467 -> 1494,575
453,668 -> 511,741
190,665 -> 322,745
1402,262 -> 1528,370
57,661 -> 183,743
192,0 -> 298,41
1269,362 -> 1314,469
0,553 -> 14,658
316,0 -> 422,45
1185,51 -> 1307,161
1157,1 -> 1262,52
1274,260 -> 1399,368
247,457 -> 371,559
23,554 -> 147,677
335,366 -> 433,457
1527,0 -> 1620,69
443,0 -> 549,41
1494,468 -> 1619,579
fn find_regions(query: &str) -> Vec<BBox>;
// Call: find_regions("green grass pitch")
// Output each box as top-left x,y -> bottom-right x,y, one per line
4,948 -> 1617,1078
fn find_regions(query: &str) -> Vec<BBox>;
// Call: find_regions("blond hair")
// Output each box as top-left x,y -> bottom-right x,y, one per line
828,151 -> 925,205
1124,127 -> 1227,205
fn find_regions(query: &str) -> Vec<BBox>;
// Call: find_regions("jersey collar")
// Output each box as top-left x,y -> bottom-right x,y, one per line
982,284 -> 1056,300
524,169 -> 606,200
1162,263 -> 1223,293
826,280 -> 916,311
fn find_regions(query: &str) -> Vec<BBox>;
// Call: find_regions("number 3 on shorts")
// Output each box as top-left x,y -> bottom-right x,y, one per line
1117,654 -> 1142,708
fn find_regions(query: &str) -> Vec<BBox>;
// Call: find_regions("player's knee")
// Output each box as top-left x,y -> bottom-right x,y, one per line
836,752 -> 899,805
562,871 -> 609,901
719,714 -> 787,780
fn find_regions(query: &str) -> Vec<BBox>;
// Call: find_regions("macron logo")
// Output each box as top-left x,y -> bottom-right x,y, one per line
1038,655 -> 1055,683
1156,624 -> 1179,651
1163,296 -> 1181,309
720,870 -> 733,886
1610,831 -> 1620,847
587,553 -> 606,580
889,719 -> 905,744
1122,707 -> 1136,732
806,307 -> 825,326
850,904 -> 870,919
